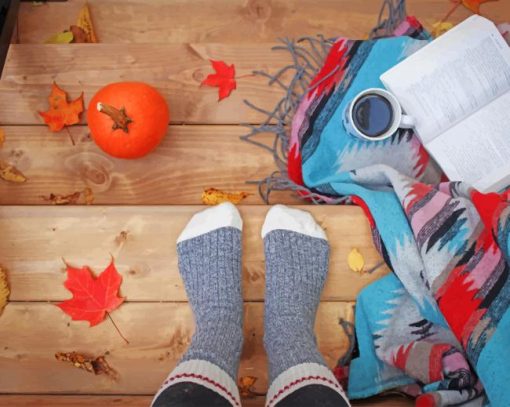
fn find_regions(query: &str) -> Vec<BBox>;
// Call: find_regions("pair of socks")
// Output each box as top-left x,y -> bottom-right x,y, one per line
152,203 -> 350,407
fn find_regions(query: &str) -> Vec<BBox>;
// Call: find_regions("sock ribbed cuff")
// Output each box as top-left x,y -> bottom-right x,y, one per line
262,208 -> 331,381
152,359 -> 241,407
265,363 -> 350,407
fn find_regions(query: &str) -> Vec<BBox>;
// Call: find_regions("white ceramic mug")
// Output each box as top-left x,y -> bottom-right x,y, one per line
343,88 -> 414,141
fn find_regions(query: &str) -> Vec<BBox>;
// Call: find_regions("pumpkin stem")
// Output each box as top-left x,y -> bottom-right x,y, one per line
97,102 -> 133,133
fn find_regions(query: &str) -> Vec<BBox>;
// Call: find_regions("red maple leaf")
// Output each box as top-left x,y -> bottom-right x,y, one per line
201,60 -> 237,101
39,82 -> 84,132
57,259 -> 125,327
440,0 -> 499,24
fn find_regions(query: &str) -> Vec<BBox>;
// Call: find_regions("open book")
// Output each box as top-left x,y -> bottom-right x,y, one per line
381,15 -> 510,192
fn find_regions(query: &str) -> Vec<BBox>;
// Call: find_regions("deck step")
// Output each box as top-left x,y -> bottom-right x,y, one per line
0,394 -> 413,406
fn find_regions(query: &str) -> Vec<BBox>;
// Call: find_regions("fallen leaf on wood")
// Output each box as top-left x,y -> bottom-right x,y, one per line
70,25 -> 88,43
201,60 -> 237,101
238,376 -> 264,398
41,188 -> 95,205
0,266 -> 10,317
58,259 -> 125,327
83,187 -> 95,205
461,0 -> 498,14
0,161 -> 27,183
39,82 -> 84,132
41,191 -> 81,205
45,31 -> 74,44
75,3 -> 98,43
431,21 -> 453,37
55,352 -> 118,379
201,188 -> 250,205
439,0 -> 498,30
44,3 -> 97,44
0,128 -> 5,148
347,248 -> 365,274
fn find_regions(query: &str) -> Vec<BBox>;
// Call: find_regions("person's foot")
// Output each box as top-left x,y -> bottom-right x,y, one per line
262,205 -> 350,407
152,202 -> 244,407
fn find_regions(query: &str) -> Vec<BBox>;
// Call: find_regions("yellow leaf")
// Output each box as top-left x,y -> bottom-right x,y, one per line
238,376 -> 259,399
431,21 -> 454,38
76,3 -> 98,43
0,128 -> 5,148
201,188 -> 250,205
0,161 -> 27,183
45,31 -> 74,44
347,248 -> 365,274
0,266 -> 10,317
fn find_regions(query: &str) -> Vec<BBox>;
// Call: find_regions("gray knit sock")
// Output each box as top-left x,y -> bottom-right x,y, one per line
152,203 -> 243,407
178,228 -> 243,377
262,205 -> 350,407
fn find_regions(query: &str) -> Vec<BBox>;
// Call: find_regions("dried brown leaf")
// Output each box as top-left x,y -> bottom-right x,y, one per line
0,128 -> 5,148
0,266 -> 10,317
41,188 -> 94,205
238,376 -> 261,399
75,3 -> 98,43
0,161 -> 27,183
41,191 -> 81,205
70,25 -> 88,43
201,188 -> 250,205
83,187 -> 95,205
55,352 -> 118,380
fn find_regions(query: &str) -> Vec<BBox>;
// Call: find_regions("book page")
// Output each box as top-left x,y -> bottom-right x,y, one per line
381,16 -> 510,144
426,90 -> 510,192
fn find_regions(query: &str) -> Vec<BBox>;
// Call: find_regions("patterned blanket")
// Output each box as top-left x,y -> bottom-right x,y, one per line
286,20 -> 510,407
242,7 -> 510,405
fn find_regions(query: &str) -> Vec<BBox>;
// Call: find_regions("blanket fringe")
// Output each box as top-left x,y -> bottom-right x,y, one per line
241,0 -> 408,204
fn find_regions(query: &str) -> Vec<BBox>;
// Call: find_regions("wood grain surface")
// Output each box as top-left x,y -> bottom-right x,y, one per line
16,0 -> 510,44
0,205 -> 388,302
5,0 -> 503,404
0,43 -> 289,125
0,302 -> 353,394
0,126 -> 299,205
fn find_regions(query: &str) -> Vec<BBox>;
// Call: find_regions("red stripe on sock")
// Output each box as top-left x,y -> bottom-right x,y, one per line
267,375 -> 343,407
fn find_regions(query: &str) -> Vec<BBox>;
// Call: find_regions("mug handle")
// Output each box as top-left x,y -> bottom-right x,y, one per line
400,114 -> 415,129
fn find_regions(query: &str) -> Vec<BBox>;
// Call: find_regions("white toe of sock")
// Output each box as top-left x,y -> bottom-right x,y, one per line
177,202 -> 243,243
261,205 -> 327,240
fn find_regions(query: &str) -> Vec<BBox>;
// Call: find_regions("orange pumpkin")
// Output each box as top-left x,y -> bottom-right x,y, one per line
87,82 -> 169,159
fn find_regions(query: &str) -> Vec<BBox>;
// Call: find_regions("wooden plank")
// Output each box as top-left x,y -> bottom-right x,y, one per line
0,394 -> 414,406
0,125 -> 299,205
0,302 -> 353,394
0,43 -> 290,125
16,0 -> 510,44
0,205 -> 388,302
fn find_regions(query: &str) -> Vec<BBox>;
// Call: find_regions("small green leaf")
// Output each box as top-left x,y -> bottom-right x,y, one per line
45,31 -> 74,44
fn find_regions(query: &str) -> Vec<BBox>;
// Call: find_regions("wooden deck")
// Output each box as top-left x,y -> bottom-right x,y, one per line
0,1 -> 508,406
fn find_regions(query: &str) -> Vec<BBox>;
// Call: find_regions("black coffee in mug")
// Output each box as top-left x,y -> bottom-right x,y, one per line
352,93 -> 394,138
344,88 -> 414,141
